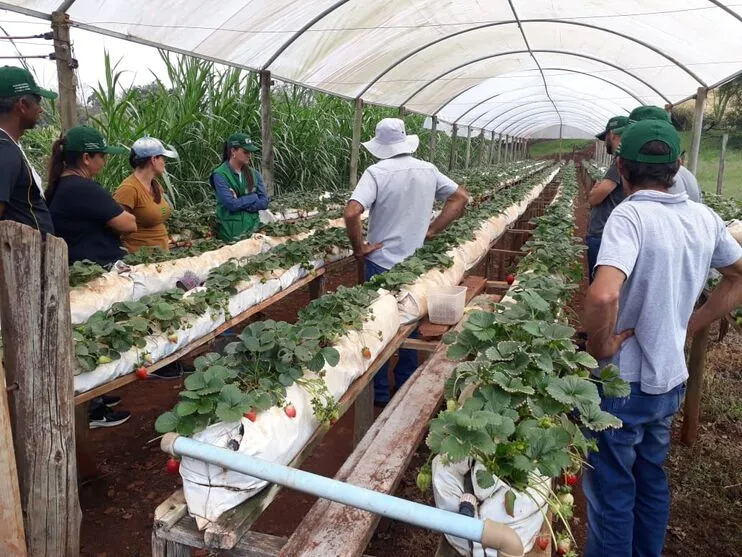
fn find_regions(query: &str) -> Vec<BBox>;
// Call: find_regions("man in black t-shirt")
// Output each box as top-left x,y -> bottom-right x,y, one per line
586,115 -> 629,283
0,66 -> 57,234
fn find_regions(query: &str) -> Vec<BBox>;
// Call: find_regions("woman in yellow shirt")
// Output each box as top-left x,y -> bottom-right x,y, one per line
114,136 -> 178,253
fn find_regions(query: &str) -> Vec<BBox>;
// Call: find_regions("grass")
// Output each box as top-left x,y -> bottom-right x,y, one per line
680,130 -> 742,200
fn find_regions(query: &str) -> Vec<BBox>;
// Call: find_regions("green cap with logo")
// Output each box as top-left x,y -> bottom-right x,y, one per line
227,132 -> 259,152
64,126 -> 126,154
0,66 -> 57,99
617,119 -> 681,163
596,115 -> 630,140
612,105 -> 672,135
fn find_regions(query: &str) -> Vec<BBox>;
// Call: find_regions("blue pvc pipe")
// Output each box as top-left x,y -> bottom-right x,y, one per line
165,434 -> 485,544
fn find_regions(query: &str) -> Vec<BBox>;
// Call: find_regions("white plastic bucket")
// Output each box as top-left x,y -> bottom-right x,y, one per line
428,286 -> 467,325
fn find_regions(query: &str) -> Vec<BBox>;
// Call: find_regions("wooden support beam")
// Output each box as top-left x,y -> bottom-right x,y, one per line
464,126 -> 472,169
0,222 -> 81,555
429,115 -> 438,164
687,87 -> 707,175
680,326 -> 710,445
478,128 -> 486,167
448,124 -> 458,171
349,97 -> 363,187
497,133 -> 502,163
0,360 -> 26,556
400,338 -> 439,352
490,248 -> 525,257
51,11 -> 77,131
488,130 -> 496,165
716,132 -> 728,195
260,70 -> 275,196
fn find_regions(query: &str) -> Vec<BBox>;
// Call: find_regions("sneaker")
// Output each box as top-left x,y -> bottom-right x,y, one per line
100,395 -> 121,408
149,362 -> 184,380
89,407 -> 131,429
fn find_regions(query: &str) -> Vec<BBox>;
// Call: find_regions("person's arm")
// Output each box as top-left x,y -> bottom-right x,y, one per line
584,266 -> 634,358
253,171 -> 270,211
345,171 -> 382,260
0,145 -> 21,218
427,186 -> 469,239
107,210 -> 137,234
588,178 -> 619,207
344,200 -> 382,260
213,172 -> 258,212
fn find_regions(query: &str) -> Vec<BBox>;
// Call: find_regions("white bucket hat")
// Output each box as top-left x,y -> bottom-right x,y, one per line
362,118 -> 419,159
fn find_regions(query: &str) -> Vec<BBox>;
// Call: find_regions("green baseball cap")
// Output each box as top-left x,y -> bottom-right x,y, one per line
64,126 -> 126,154
617,119 -> 680,163
227,132 -> 259,152
596,115 -> 630,140
0,66 -> 57,100
628,105 -> 671,123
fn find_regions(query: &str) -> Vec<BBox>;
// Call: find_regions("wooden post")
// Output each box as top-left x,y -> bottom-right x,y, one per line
504,135 -> 510,162
716,132 -> 728,195
349,98 -> 363,188
0,222 -> 81,555
464,126 -> 472,169
0,361 -> 27,556
259,70 -> 275,196
429,116 -> 438,165
478,129 -> 486,167
488,130 -> 495,165
51,11 -> 77,132
448,124 -> 458,171
680,327 -> 710,445
688,87 -> 707,175
497,134 -> 502,163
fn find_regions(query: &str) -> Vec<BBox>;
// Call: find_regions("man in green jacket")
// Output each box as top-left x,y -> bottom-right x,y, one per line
211,132 -> 269,242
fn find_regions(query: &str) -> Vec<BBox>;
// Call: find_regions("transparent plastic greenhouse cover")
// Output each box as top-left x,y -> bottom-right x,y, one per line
3,0 -> 742,138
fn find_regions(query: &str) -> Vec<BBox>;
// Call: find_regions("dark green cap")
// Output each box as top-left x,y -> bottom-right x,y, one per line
227,132 -> 259,152
628,105 -> 671,123
617,120 -> 680,163
596,115 -> 630,140
0,66 -> 57,99
65,126 -> 126,154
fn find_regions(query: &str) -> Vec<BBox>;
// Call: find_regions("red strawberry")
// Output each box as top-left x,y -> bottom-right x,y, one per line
361,347 -> 372,359
165,457 -> 180,475
285,404 -> 297,418
535,535 -> 549,551
135,366 -> 148,380
506,274 -> 515,285
557,538 -> 571,555
564,473 -> 578,486
244,410 -> 257,422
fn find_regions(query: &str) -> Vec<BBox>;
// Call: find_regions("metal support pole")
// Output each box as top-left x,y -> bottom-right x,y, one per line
349,98 -> 363,188
688,87 -> 707,175
464,126 -> 472,169
716,133 -> 728,195
429,116 -> 438,165
448,124 -> 458,172
259,70 -> 275,196
51,11 -> 77,132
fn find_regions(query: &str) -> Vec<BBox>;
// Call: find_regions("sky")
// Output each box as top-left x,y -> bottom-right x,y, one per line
0,9 -> 168,100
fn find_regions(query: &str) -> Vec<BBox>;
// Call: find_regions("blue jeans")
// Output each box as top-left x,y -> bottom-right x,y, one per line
365,259 -> 418,403
583,382 -> 686,557
585,235 -> 601,284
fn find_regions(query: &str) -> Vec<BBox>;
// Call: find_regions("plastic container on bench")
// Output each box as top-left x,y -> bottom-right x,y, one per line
428,286 -> 468,325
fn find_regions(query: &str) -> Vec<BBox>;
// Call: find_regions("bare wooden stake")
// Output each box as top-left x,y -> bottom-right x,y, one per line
0,222 -> 81,555
349,97 -> 363,187
681,326 -> 710,445
429,115 -> 438,164
688,87 -> 707,175
478,128 -> 486,167
51,11 -> 77,132
488,130 -> 495,165
464,126 -> 472,169
260,70 -> 275,196
448,124 -> 458,171
716,132 -> 728,195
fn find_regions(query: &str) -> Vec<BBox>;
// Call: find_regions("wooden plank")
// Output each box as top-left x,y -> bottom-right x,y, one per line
154,489 -> 188,531
158,517 -> 288,556
490,248 -> 525,257
400,338 -> 439,352
280,296 -> 497,557
0,222 -> 81,555
418,276 -> 487,339
0,359 -> 27,556
349,98 -> 363,187
506,228 -> 533,234
74,265 -> 333,405
202,323 -> 417,549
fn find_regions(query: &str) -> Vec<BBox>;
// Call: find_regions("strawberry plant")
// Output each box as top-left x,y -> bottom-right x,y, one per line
69,259 -> 106,287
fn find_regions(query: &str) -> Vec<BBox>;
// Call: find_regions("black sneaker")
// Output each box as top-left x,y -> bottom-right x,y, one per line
149,362 -> 184,380
89,407 -> 131,429
101,395 -> 121,408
